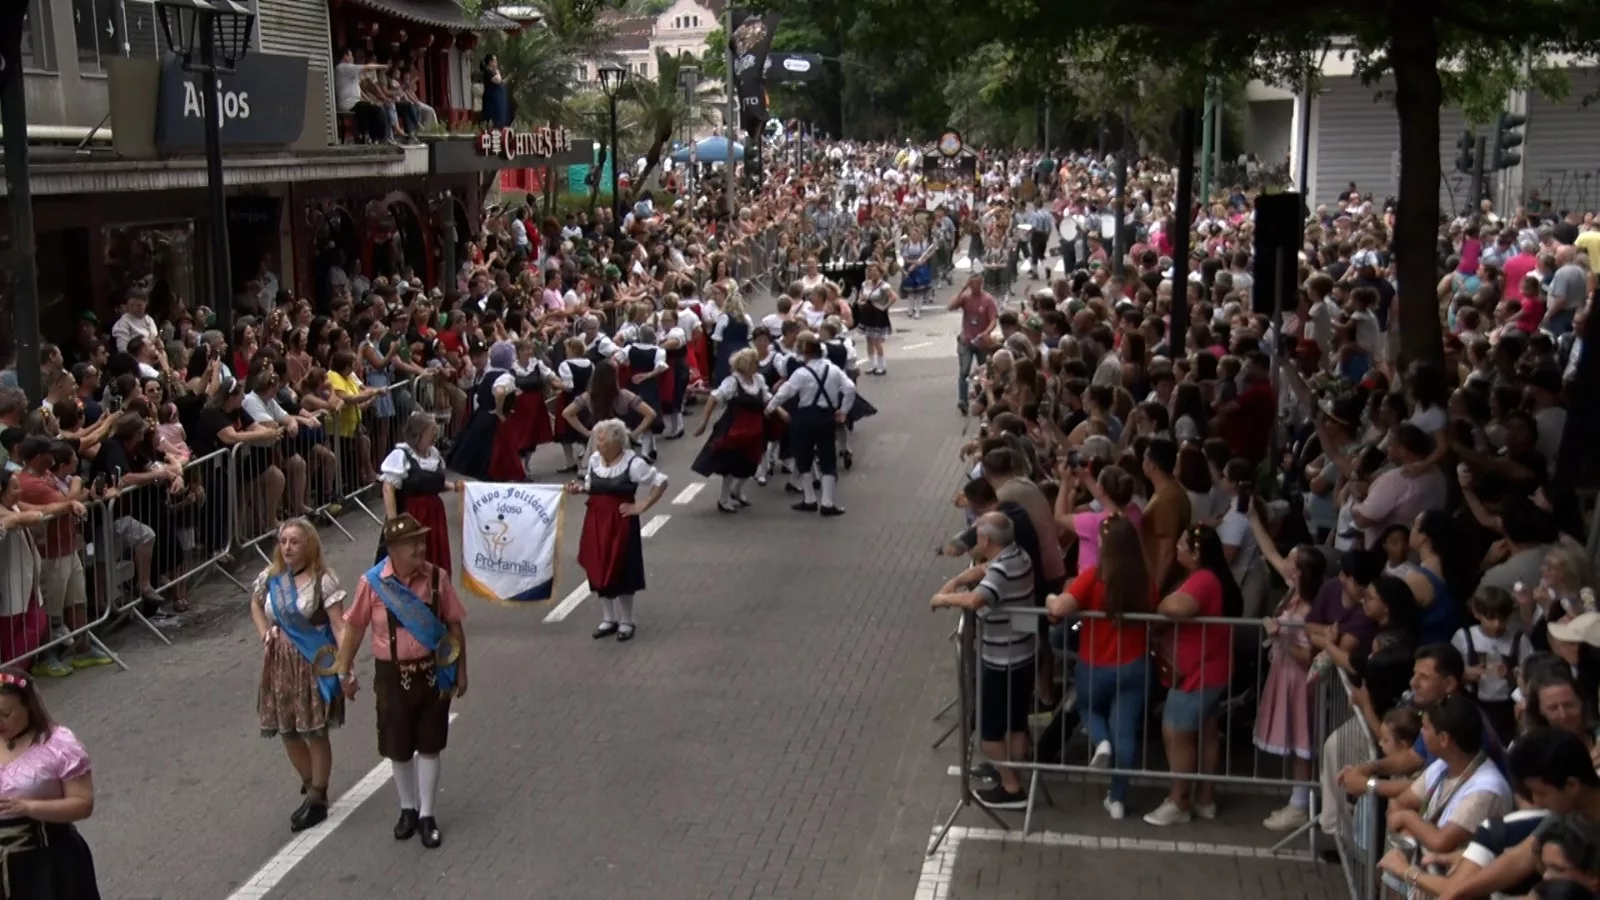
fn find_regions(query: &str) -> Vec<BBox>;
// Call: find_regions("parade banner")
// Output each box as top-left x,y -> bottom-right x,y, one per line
729,8 -> 780,134
460,483 -> 565,606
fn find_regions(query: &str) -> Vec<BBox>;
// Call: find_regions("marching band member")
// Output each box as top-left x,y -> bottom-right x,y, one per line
336,514 -> 468,851
899,224 -> 936,319
553,336 -> 594,474
379,412 -> 462,573
855,262 -> 897,376
568,419 -> 669,642
765,333 -> 854,516
692,348 -> 782,513
624,324 -> 668,462
250,518 -> 348,832
487,340 -> 558,482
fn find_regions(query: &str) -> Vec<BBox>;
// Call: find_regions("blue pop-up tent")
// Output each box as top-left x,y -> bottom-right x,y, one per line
670,136 -> 745,164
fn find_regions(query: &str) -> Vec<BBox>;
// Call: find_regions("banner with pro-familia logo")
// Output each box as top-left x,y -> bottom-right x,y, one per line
460,483 -> 566,606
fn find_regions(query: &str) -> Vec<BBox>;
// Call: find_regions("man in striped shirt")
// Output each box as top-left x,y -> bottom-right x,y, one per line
931,512 -> 1037,809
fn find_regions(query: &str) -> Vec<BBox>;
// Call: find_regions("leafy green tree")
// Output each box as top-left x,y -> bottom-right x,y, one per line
622,48 -> 724,196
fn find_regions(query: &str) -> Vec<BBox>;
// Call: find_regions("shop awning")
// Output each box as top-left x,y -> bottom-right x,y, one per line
346,0 -> 520,32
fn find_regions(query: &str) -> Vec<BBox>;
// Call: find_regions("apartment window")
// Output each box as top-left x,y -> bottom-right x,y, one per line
691,15 -> 698,27
73,0 -> 126,73
20,0 -> 53,71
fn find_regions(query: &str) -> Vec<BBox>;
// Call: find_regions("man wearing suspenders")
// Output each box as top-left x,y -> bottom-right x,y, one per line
765,334 -> 855,516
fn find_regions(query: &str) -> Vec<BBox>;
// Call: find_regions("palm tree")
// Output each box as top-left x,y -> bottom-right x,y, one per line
621,48 -> 722,201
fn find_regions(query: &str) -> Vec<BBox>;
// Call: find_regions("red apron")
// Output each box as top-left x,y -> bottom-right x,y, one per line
576,494 -> 628,590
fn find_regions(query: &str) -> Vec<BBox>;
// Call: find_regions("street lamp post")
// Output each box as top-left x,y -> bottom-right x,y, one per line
677,64 -> 699,193
598,64 -> 629,235
155,0 -> 255,337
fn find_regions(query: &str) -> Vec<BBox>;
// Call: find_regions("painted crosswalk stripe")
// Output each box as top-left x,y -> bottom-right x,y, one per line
543,514 -> 671,623
671,482 -> 705,505
543,580 -> 593,623
227,712 -> 462,899
902,342 -> 933,351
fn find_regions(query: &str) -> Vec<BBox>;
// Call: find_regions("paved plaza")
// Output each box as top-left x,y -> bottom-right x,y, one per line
43,285 -> 1346,899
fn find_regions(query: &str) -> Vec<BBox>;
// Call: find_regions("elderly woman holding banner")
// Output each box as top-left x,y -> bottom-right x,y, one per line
567,419 -> 668,643
248,518 -> 349,834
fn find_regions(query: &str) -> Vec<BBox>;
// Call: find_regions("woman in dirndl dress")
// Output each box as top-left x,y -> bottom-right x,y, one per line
855,262 -> 897,377
711,294 -> 753,386
445,341 -> 516,480
487,340 -> 557,482
379,412 -> 460,573
752,327 -> 790,486
899,225 -> 936,320
0,666 -> 102,898
692,348 -> 782,513
248,518 -> 348,832
552,337 -> 595,474
656,311 -> 692,439
818,318 -> 876,471
567,419 -> 669,643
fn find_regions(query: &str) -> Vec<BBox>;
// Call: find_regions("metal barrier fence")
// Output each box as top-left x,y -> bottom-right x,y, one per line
0,372 -> 457,674
930,604 -> 1384,900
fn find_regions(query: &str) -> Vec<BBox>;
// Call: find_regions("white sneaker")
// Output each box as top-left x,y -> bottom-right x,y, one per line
1103,795 -> 1125,820
1089,740 -> 1112,768
1143,799 -> 1192,827
1194,802 -> 1218,820
1263,804 -> 1309,832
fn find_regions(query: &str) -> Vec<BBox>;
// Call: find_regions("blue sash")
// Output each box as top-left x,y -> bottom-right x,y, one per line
362,561 -> 458,692
267,573 -> 340,705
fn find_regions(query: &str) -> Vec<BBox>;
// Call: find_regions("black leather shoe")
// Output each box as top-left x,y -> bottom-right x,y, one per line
791,501 -> 819,512
842,450 -> 854,470
617,625 -> 636,642
784,483 -> 803,494
418,816 -> 442,849
733,495 -> 752,508
290,797 -> 328,832
593,622 -> 619,639
393,808 -> 419,841
820,505 -> 846,517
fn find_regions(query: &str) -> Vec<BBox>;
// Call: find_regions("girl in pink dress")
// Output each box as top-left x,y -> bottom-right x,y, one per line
1251,541 -> 1328,834
0,667 -> 101,898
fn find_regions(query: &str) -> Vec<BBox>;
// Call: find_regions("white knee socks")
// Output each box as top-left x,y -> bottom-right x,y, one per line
641,433 -> 657,457
821,474 -> 838,508
616,595 -> 635,626
720,476 -> 737,506
599,596 -> 617,625
416,754 -> 441,818
391,758 -> 419,811
732,478 -> 748,501
838,427 -> 851,452
802,473 -> 818,505
561,444 -> 577,467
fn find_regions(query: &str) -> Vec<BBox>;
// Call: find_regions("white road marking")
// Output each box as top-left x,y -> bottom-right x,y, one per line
902,342 -> 934,351
542,580 -> 593,623
671,482 -> 705,505
542,514 -> 672,623
228,712 -> 462,900
916,825 -> 1315,898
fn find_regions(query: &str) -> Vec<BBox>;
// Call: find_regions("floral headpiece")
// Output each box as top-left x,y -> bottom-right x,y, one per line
0,672 -> 29,689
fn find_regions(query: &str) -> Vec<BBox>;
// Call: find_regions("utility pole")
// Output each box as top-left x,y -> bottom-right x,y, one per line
1469,134 -> 1488,215
722,5 -> 737,219
1112,102 -> 1130,277
1,4 -> 41,404
1199,78 -> 1215,206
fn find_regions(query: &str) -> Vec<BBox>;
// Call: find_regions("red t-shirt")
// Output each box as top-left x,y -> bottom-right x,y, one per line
16,471 -> 75,558
1169,569 -> 1232,692
1219,379 -> 1274,465
1067,567 -> 1151,668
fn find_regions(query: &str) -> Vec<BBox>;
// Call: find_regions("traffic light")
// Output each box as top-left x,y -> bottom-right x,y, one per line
1491,112 -> 1527,171
1453,130 -> 1476,174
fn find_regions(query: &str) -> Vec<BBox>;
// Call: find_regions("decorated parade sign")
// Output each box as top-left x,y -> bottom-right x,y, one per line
460,483 -> 566,606
729,8 -> 781,134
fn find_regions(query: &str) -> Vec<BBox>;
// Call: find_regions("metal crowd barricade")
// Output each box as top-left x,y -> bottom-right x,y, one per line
1320,666 -> 1384,900
933,606 -> 1329,856
0,503 -> 124,671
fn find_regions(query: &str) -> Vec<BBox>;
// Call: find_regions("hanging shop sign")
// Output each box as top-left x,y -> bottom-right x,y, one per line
475,125 -> 574,161
153,53 -> 308,151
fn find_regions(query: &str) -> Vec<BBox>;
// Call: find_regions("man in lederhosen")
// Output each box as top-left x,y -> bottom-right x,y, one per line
335,513 -> 468,849
764,333 -> 855,517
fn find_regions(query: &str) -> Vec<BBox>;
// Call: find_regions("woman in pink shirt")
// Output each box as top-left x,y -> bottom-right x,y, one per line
1054,461 -> 1143,573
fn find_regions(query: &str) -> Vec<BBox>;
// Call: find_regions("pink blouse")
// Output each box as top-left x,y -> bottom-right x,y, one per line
0,726 -> 91,800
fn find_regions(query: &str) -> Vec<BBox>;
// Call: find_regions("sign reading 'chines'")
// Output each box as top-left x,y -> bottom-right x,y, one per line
475,126 -> 573,161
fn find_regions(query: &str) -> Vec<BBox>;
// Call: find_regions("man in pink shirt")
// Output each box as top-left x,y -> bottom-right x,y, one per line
949,272 -> 998,415
336,514 -> 469,850
1501,236 -> 1539,289
1352,425 -> 1447,546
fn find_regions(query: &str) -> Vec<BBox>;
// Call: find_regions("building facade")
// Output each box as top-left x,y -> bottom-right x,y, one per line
2,0 -> 587,349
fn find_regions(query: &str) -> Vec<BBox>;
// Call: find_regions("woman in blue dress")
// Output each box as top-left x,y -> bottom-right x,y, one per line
899,224 -> 935,320
479,55 -> 511,128
710,293 -> 752,386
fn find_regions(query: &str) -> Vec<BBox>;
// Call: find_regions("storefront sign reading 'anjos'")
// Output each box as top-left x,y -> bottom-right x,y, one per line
475,126 -> 574,161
